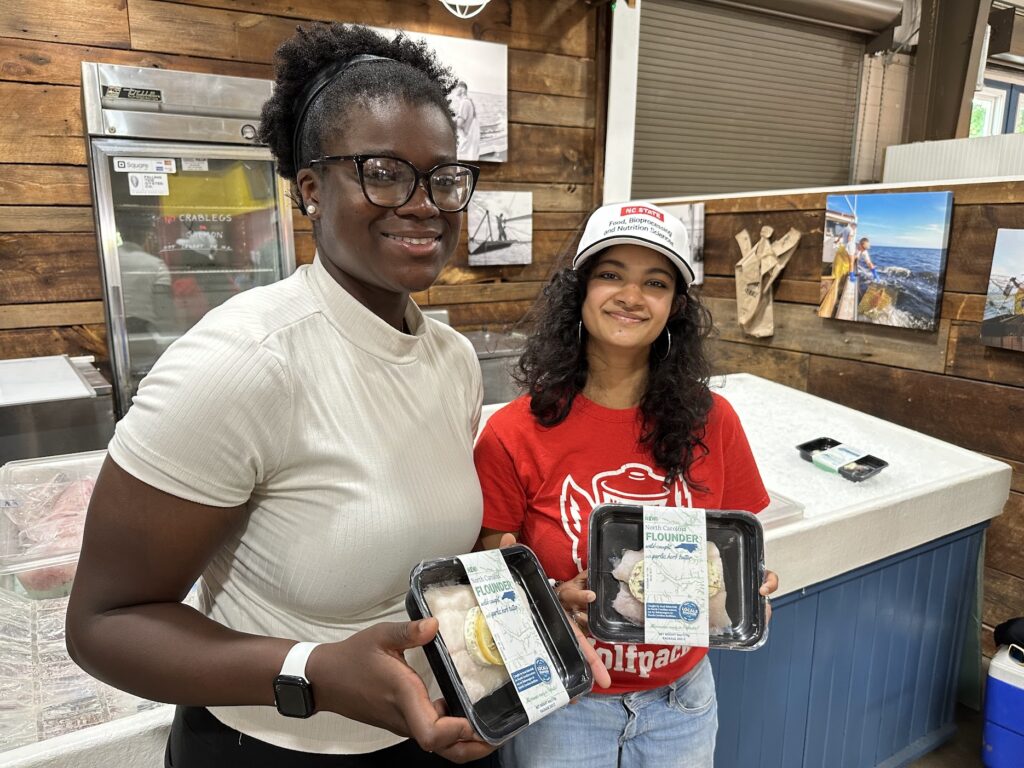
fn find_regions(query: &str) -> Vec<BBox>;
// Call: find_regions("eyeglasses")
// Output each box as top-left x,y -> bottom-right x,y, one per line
309,154 -> 480,212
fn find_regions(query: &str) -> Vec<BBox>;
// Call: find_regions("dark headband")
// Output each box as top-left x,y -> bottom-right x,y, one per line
290,54 -> 394,180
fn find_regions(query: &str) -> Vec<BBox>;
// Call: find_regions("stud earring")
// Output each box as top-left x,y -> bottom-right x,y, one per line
306,204 -> 318,216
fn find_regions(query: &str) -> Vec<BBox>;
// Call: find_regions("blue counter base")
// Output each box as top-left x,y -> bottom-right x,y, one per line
709,523 -> 986,768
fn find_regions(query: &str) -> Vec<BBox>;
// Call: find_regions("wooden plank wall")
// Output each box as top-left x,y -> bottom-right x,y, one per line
685,180 -> 1024,659
0,0 -> 606,361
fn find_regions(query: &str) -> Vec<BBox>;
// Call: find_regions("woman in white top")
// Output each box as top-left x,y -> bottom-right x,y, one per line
67,22 -> 523,768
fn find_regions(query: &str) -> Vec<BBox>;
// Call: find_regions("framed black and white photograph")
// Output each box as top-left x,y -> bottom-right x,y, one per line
468,191 -> 532,266
381,28 -> 508,163
663,202 -> 705,285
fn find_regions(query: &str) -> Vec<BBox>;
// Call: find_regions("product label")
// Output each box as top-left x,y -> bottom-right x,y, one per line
102,85 -> 163,103
643,506 -> 709,646
127,173 -> 169,196
113,157 -> 176,174
457,550 -> 569,723
811,444 -> 869,473
180,158 -> 209,172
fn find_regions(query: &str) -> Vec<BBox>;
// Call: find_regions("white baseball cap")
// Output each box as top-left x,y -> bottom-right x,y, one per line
573,201 -> 695,287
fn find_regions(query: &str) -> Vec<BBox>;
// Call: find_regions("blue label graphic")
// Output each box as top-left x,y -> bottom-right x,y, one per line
501,590 -> 516,602
534,658 -> 552,683
646,602 -> 701,622
679,601 -> 700,622
675,542 -> 699,553
511,658 -> 554,692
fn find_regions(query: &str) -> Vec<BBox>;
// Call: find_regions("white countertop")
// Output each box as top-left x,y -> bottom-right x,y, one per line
480,373 -> 1011,597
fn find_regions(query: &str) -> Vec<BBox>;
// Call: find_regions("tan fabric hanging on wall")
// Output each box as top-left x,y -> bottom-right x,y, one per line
734,226 -> 801,338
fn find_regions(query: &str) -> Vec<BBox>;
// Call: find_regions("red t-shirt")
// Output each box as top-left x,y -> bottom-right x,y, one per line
474,392 -> 769,695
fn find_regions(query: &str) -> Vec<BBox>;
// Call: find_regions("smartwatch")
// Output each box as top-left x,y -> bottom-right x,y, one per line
273,641 -> 320,718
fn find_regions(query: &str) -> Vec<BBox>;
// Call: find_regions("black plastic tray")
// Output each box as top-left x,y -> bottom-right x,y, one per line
586,504 -> 768,650
406,544 -> 593,745
796,436 -> 888,482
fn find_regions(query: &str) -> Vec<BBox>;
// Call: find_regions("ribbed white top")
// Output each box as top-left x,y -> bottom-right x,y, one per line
109,256 -> 483,753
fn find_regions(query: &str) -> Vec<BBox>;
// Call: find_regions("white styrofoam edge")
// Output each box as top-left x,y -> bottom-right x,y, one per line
989,646 -> 1024,687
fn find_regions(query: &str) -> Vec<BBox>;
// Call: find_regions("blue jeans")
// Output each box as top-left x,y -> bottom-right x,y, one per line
499,656 -> 717,768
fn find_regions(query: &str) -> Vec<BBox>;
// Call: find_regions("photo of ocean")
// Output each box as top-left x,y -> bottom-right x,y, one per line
855,246 -> 945,330
818,191 -> 953,331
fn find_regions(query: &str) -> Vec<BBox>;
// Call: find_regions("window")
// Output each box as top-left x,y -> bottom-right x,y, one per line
970,86 -> 1007,137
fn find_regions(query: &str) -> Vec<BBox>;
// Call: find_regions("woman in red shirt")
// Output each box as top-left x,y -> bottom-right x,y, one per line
475,202 -> 778,768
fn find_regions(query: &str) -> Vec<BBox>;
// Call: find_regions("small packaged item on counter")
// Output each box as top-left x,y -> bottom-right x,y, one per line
406,544 -> 593,745
587,504 -> 768,650
796,437 -> 888,482
0,450 -> 105,598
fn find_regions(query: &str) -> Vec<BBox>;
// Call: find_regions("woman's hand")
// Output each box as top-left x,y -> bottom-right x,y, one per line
311,619 -> 494,763
760,569 -> 779,624
554,571 -> 596,634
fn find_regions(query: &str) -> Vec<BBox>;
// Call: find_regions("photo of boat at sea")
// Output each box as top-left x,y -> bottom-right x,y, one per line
982,228 -> 1024,352
818,191 -> 953,331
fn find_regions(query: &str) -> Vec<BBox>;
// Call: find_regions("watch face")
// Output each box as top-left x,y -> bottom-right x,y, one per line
274,675 -> 314,718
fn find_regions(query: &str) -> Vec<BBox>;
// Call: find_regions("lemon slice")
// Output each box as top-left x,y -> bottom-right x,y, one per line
463,606 -> 504,667
628,559 -> 645,601
708,558 -> 723,598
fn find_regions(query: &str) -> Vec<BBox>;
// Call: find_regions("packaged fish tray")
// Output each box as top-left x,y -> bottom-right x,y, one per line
796,437 -> 888,482
587,504 -> 767,650
406,544 -> 593,745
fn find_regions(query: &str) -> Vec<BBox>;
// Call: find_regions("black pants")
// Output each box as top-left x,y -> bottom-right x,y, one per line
165,706 -> 498,768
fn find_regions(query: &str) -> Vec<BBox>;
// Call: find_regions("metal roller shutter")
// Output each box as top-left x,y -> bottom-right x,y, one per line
631,0 -> 866,198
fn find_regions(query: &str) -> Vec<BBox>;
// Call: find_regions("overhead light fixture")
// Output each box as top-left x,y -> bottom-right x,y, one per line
437,0 -> 492,19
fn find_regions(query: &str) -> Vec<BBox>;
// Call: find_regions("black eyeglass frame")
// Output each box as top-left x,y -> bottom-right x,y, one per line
309,154 -> 481,212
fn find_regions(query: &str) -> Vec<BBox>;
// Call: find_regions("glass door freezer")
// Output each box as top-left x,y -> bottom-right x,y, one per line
81,62 -> 296,417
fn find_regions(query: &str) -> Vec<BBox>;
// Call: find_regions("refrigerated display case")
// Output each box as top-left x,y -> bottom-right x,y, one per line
81,63 -> 296,417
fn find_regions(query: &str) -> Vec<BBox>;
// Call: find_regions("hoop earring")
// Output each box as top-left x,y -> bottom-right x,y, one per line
577,320 -> 583,347
658,328 -> 672,362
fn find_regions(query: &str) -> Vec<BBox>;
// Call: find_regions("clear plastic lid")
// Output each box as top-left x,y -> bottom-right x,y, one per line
0,449 -> 106,577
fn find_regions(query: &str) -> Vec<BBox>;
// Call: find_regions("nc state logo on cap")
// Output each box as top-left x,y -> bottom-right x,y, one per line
619,205 -> 664,221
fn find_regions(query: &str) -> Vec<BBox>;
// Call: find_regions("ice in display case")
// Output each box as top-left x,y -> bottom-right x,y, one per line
81,62 -> 296,417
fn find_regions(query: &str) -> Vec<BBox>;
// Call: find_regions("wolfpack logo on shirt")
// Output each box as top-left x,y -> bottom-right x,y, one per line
559,462 -> 693,571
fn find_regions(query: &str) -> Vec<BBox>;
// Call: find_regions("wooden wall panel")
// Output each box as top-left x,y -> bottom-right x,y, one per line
0,324 -> 107,360
0,234 -> 103,304
703,210 -> 824,281
0,83 -> 84,165
947,322 -> 1024,388
806,356 -> 1024,461
0,0 -> 130,48
706,296 -> 951,373
0,37 -> 271,86
0,301 -> 105,330
0,206 -> 94,233
0,166 -> 92,205
982,565 -> 1024,632
707,338 -> 810,391
986,492 -> 1024,584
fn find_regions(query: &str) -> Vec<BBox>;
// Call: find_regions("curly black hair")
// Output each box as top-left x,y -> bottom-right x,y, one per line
515,256 -> 715,489
259,23 -> 458,182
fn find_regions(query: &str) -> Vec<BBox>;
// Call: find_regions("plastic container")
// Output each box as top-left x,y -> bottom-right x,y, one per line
587,504 -> 768,650
983,644 -> 1024,768
406,544 -> 593,745
796,437 -> 888,482
0,449 -> 105,599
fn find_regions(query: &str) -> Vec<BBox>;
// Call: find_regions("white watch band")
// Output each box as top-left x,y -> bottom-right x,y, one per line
279,641 -> 321,680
